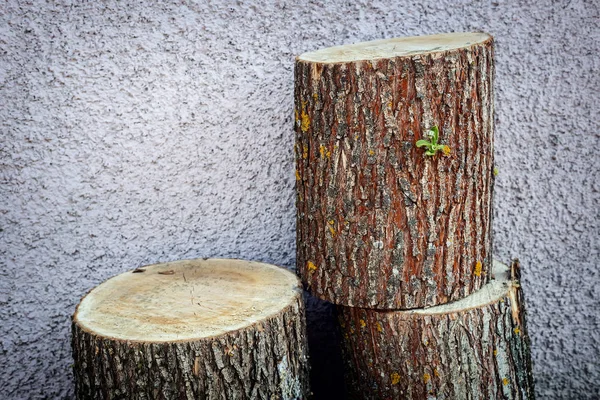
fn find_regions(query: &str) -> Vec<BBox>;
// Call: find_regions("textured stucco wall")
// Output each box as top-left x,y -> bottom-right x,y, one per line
1,0 -> 598,398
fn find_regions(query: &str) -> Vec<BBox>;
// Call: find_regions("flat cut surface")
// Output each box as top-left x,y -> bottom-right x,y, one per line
298,32 -> 491,63
73,259 -> 301,342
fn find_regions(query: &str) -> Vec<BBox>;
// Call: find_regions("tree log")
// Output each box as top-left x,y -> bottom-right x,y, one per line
336,260 -> 535,400
72,258 -> 310,400
295,32 -> 495,309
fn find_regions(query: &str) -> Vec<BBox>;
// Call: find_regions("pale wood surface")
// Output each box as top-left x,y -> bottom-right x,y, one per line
74,258 -> 301,341
298,32 -> 491,63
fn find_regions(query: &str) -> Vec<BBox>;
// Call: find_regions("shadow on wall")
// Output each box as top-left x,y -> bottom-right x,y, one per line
304,293 -> 348,399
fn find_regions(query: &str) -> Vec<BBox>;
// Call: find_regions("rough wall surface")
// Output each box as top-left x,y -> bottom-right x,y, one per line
0,0 -> 597,399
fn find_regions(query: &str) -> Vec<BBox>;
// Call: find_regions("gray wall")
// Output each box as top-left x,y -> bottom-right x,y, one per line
1,0 -> 598,398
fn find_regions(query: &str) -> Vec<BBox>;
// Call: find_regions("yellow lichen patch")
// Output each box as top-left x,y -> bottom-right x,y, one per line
328,225 -> 336,237
376,322 -> 383,332
319,145 -> 327,158
434,368 -> 439,377
390,372 -> 401,385
294,108 -> 299,124
359,319 -> 366,328
387,101 -> 393,109
514,327 -> 521,335
300,110 -> 310,133
494,349 -> 498,356
302,144 -> 308,159
442,145 -> 451,156
307,261 -> 317,273
312,93 -> 318,101
423,373 -> 431,383
474,261 -> 482,277
328,219 -> 335,225
503,378 -> 509,386
295,170 -> 301,181
368,149 -> 375,156
493,167 -> 499,176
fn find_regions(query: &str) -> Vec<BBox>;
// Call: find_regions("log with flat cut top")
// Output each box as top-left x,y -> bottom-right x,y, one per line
336,260 -> 535,400
71,258 -> 310,400
295,32 -> 496,309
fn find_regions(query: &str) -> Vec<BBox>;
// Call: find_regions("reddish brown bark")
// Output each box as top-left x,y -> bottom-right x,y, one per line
336,261 -> 535,400
295,34 -> 495,309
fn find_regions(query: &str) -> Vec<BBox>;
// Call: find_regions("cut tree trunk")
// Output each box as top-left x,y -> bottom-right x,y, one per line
336,260 -> 535,400
295,32 -> 496,309
72,258 -> 310,400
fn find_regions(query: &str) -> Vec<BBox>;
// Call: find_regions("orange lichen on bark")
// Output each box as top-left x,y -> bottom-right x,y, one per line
300,111 -> 310,133
319,145 -> 331,158
474,261 -> 483,277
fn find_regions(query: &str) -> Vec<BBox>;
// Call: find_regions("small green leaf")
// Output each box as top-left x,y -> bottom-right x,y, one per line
430,126 -> 439,144
425,149 -> 436,156
416,140 -> 432,148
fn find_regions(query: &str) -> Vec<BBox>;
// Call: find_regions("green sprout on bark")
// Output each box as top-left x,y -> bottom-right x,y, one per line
416,126 -> 451,156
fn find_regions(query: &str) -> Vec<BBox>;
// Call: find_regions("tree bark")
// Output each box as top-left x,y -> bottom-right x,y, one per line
295,32 -> 496,309
336,260 -> 535,400
72,259 -> 310,400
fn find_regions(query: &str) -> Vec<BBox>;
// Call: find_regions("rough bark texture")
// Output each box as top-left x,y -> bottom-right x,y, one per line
336,260 -> 534,400
71,258 -> 311,400
72,295 -> 309,400
295,34 -> 495,309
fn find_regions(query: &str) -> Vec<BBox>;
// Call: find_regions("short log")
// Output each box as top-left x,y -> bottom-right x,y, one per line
336,260 -> 535,399
295,32 -> 496,309
72,258 -> 310,400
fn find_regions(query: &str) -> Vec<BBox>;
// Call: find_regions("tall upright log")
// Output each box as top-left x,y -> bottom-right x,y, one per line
72,258 -> 310,400
295,32 -> 495,309
337,260 -> 535,400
